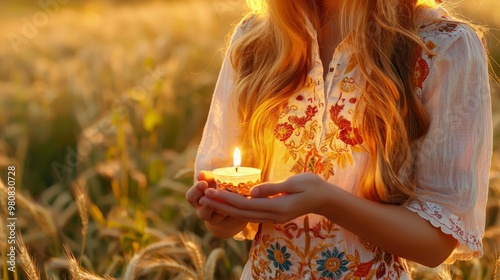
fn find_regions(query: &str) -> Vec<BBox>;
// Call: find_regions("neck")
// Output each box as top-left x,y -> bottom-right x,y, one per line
321,0 -> 341,19
318,2 -> 343,49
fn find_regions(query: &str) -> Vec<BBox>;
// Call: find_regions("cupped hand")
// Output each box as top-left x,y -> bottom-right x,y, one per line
186,170 -> 215,209
200,172 -> 332,224
186,171 -> 247,229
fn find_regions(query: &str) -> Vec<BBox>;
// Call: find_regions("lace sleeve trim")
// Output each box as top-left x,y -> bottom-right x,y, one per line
404,199 -> 482,261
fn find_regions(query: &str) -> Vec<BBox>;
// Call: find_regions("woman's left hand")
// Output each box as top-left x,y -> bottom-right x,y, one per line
199,173 -> 332,224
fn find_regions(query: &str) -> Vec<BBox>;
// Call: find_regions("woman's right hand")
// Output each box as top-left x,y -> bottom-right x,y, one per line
186,171 -> 248,237
186,170 -> 216,209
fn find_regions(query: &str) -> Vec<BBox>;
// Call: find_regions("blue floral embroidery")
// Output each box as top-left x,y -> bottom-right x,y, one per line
266,242 -> 292,271
316,248 -> 349,279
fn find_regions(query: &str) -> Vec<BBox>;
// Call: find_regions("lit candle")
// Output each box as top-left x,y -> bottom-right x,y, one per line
212,147 -> 262,196
234,147 -> 241,172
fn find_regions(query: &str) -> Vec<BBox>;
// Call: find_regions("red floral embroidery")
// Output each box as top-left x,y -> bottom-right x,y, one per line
329,103 -> 342,121
274,123 -> 294,141
438,23 -> 457,33
414,57 -> 429,89
274,78 -> 363,180
274,223 -> 299,239
329,104 -> 351,129
353,260 -> 374,277
376,263 -> 386,279
339,127 -> 363,146
309,222 -> 326,239
304,147 -> 324,174
288,105 -> 318,127
330,99 -> 363,146
295,221 -> 327,239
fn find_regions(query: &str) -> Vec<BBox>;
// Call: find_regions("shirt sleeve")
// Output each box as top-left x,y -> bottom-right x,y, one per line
194,26 -> 243,175
194,22 -> 260,240
404,23 -> 492,263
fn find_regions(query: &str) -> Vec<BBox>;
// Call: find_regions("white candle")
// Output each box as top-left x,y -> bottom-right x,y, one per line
212,148 -> 262,196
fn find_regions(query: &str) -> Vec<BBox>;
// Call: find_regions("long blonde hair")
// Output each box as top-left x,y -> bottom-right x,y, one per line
230,0 -> 442,204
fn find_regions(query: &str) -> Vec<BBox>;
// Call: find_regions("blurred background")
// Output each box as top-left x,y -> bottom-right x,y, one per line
0,0 -> 498,279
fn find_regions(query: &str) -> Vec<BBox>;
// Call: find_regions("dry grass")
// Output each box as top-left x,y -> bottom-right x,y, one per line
123,237 -> 178,279
65,244 -> 117,280
17,237 -> 40,280
72,182 -> 90,263
0,2 -> 245,277
122,233 -> 226,279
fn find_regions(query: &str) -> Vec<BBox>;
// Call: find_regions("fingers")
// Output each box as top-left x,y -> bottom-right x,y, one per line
250,181 -> 298,198
197,170 -> 216,189
200,196 -> 277,223
197,205 -> 228,225
204,188 -> 288,212
250,173 -> 321,197
197,170 -> 214,182
197,204 -> 214,221
187,170 -> 218,208
205,188 -> 253,207
186,181 -> 209,208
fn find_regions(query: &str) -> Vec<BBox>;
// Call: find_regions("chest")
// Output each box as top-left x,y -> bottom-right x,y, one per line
270,48 -> 366,182
319,45 -> 337,80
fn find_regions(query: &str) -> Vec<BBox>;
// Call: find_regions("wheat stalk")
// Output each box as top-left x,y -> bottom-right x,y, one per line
65,245 -> 81,280
494,256 -> 500,280
17,237 -> 40,280
0,179 -> 59,246
77,269 -> 110,280
180,232 -> 205,280
64,244 -> 112,280
72,182 -> 90,263
204,248 -> 225,280
134,258 -> 197,279
123,238 -> 178,280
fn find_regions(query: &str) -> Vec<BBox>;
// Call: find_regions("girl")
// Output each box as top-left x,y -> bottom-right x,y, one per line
187,0 -> 492,279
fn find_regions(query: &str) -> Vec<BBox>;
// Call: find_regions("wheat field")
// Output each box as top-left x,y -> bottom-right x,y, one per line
0,0 -> 498,279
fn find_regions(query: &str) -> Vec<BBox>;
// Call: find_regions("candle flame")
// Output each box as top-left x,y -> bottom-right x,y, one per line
234,147 -> 241,171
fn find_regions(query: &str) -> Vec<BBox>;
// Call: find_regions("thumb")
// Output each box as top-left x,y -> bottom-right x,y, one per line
197,170 -> 214,182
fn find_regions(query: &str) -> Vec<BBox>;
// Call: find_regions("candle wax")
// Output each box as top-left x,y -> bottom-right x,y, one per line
212,167 -> 261,196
